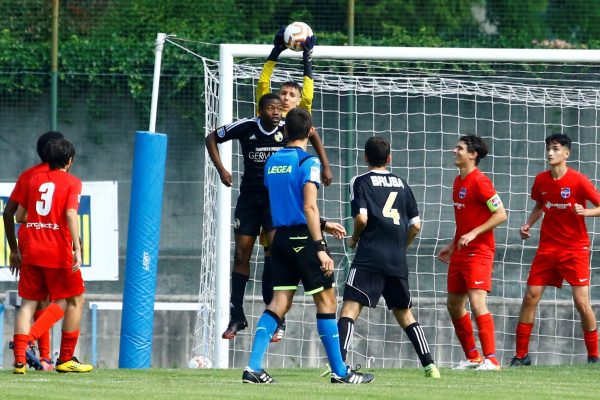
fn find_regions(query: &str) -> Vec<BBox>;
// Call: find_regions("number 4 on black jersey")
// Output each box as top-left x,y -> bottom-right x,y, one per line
350,170 -> 420,278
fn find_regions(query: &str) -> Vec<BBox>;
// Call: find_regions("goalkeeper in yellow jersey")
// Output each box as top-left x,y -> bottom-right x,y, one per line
256,27 -> 332,185
222,28 -> 334,342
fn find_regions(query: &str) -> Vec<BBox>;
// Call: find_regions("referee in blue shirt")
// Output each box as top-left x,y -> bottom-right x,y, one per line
242,108 -> 374,385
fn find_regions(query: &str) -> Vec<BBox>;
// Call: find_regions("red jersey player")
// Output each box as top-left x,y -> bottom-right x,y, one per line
12,139 -> 92,374
437,135 -> 507,371
3,130 -> 64,371
510,133 -> 600,367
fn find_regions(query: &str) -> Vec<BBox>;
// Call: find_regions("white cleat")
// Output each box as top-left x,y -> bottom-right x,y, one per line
475,358 -> 501,371
454,358 -> 482,370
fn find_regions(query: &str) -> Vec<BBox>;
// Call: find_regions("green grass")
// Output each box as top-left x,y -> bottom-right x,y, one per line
0,366 -> 597,400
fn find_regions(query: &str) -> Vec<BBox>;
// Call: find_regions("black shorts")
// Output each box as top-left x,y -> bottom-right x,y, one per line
270,225 -> 335,295
343,267 -> 412,310
233,191 -> 273,237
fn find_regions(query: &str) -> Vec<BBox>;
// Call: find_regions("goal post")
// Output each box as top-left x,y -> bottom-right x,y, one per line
193,41 -> 600,369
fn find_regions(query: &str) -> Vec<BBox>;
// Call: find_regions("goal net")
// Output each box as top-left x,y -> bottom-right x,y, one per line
183,41 -> 600,368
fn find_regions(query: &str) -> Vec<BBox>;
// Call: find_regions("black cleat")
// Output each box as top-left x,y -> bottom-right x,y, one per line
509,355 -> 532,367
9,341 -> 43,371
588,356 -> 599,364
331,366 -> 374,384
222,318 -> 248,340
242,367 -> 275,384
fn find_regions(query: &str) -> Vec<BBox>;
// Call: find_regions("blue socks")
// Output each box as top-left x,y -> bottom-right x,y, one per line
317,313 -> 348,377
248,310 -> 279,371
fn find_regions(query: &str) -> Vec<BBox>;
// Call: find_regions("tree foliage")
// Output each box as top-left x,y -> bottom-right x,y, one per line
1,0 -> 598,102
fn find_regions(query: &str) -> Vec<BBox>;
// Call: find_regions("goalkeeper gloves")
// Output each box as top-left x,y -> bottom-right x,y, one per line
302,34 -> 316,79
267,26 -> 287,61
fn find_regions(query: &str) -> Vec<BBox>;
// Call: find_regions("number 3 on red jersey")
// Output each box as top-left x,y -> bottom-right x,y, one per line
36,182 -> 56,216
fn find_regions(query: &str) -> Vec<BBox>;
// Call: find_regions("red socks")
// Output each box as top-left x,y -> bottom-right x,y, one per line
59,330 -> 80,362
452,313 -> 480,360
584,329 -> 599,358
515,322 -> 534,358
12,334 -> 29,365
29,303 -> 64,343
476,313 -> 498,365
34,309 -> 51,360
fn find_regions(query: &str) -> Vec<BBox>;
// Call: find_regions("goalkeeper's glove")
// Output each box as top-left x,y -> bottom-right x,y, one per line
302,34 -> 316,79
268,26 -> 287,61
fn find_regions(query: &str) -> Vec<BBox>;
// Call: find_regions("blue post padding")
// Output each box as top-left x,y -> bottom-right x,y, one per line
0,304 -> 4,365
119,131 -> 167,368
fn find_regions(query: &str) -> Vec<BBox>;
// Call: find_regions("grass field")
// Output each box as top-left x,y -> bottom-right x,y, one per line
0,365 -> 596,400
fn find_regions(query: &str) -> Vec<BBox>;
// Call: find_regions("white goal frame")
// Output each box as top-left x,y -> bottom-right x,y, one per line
209,43 -> 600,368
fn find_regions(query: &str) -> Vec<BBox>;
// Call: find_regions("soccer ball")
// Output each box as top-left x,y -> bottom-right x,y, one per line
284,22 -> 313,52
188,355 -> 213,369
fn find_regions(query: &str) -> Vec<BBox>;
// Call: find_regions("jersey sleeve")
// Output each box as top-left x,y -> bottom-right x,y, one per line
301,156 -> 321,189
350,176 -> 368,218
579,173 -> 600,206
531,174 -> 542,203
404,182 -> 420,225
256,60 -> 276,115
19,179 -> 30,210
215,119 -> 249,144
66,179 -> 82,211
477,176 -> 502,212
9,173 -> 26,204
298,75 -> 314,114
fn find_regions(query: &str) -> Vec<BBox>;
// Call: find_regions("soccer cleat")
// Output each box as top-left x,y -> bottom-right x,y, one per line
475,358 -> 501,371
242,367 -> 275,384
222,318 -> 248,340
270,320 -> 286,343
588,356 -> 599,364
40,358 -> 55,371
331,366 -> 374,384
454,356 -> 483,370
55,357 -> 94,373
9,341 -> 43,371
13,362 -> 26,375
509,355 -> 532,367
424,363 -> 441,378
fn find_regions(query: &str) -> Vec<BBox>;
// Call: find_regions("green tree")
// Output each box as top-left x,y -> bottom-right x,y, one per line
486,0 -> 548,46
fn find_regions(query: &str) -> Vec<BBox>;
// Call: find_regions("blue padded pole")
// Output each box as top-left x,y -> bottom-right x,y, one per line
0,304 -> 4,364
118,131 -> 167,368
91,304 -> 97,368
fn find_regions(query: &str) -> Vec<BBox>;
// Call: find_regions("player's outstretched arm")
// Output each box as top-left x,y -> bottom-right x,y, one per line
436,242 -> 454,264
520,202 -> 543,240
303,182 -> 334,276
458,204 -> 507,249
323,221 -> 346,239
407,222 -> 421,248
205,131 -> 232,187
256,27 -> 287,111
15,204 -> 27,224
574,202 -> 600,217
347,214 -> 368,249
308,128 -> 332,186
3,199 -> 21,275
299,35 -> 315,113
66,208 -> 82,272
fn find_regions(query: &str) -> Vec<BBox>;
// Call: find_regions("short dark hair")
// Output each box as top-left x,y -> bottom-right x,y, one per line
285,108 -> 312,141
280,81 -> 301,94
44,139 -> 75,170
37,131 -> 64,162
365,136 -> 390,167
459,134 -> 488,166
545,133 -> 571,150
258,93 -> 282,109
